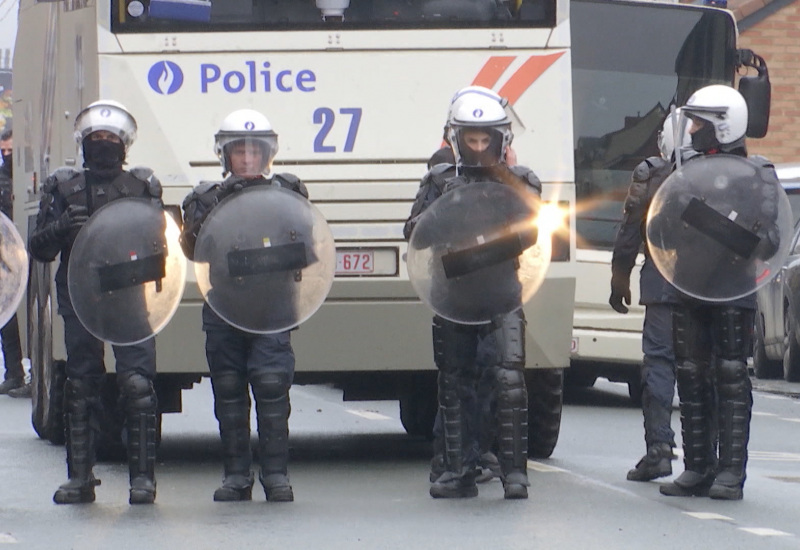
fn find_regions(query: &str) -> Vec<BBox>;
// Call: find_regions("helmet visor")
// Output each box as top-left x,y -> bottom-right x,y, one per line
453,127 -> 505,167
219,135 -> 278,178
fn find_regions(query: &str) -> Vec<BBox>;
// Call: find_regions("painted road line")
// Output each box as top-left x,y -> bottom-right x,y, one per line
345,409 -> 393,421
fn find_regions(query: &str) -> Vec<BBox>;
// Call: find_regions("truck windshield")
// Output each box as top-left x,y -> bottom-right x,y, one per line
571,0 -> 736,250
112,0 -> 557,31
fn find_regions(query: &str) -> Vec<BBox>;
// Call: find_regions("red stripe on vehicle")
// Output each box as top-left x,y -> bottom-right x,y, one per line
471,56 -> 516,89
498,52 -> 565,105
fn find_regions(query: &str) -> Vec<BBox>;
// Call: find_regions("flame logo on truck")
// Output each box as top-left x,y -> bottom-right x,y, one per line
147,61 -> 184,95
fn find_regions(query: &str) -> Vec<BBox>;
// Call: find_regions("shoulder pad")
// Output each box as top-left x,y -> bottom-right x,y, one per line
128,166 -> 163,198
272,172 -> 309,198
272,172 -> 301,186
508,165 -> 541,187
51,166 -> 82,184
42,167 -> 81,194
430,163 -> 455,176
749,154 -> 774,169
632,157 -> 664,183
182,181 -> 220,208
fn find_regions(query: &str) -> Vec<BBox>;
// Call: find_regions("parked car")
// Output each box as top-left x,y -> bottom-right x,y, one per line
753,163 -> 800,381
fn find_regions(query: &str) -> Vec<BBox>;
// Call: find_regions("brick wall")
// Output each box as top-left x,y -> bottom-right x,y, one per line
736,0 -> 800,163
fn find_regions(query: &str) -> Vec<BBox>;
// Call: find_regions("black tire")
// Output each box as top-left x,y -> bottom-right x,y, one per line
27,261 -> 65,444
399,377 -> 437,440
526,368 -> 563,459
564,365 -> 597,389
45,361 -> 66,445
753,316 -> 783,379
784,309 -> 800,382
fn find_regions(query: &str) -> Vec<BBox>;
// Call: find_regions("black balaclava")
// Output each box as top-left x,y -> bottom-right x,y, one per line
690,121 -> 719,153
2,152 -> 11,177
83,138 -> 126,170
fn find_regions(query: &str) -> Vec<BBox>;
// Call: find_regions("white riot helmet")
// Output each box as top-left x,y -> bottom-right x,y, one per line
73,100 -> 138,150
214,109 -> 278,177
658,108 -> 691,161
447,93 -> 513,168
316,0 -> 350,19
682,85 -> 748,153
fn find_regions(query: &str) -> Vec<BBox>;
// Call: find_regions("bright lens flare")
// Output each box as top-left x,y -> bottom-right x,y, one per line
537,201 -> 567,237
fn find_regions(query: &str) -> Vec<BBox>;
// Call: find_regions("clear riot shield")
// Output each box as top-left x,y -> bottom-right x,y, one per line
68,199 -> 187,345
407,181 -> 550,324
193,185 -> 335,334
646,154 -> 792,302
0,213 -> 29,328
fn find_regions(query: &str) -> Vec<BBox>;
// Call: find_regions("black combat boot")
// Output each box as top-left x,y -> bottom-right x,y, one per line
495,366 -> 530,500
213,378 -> 254,502
430,468 -> 479,498
660,362 -> 716,497
53,379 -> 102,505
476,451 -> 502,483
120,373 -> 159,505
127,410 -> 158,504
629,373 -> 676,481
256,393 -> 293,502
429,438 -> 446,483
627,442 -> 673,482
709,358 -> 751,501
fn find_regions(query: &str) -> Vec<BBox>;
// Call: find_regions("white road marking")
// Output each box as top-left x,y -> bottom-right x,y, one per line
345,409 -> 392,421
527,460 -> 566,473
738,527 -> 792,537
753,411 -> 777,416
0,533 -> 18,544
780,417 -> 800,423
749,451 -> 800,462
683,512 -> 733,521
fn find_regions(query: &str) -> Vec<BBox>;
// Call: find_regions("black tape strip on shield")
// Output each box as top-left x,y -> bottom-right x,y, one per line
97,253 -> 166,292
680,197 -> 760,258
441,229 -> 538,279
227,242 -> 308,277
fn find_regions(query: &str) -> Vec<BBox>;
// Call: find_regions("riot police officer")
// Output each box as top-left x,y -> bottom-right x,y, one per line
0,128 -> 27,397
29,101 -> 162,505
658,85 -> 772,500
610,112 -> 691,481
180,109 -> 306,503
405,92 -> 540,499
426,86 -> 514,485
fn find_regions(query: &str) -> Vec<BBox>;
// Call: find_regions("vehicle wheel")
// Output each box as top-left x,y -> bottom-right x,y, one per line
399,378 -> 437,440
784,310 -> 800,382
753,317 -> 783,379
564,364 -> 597,388
627,377 -> 643,407
526,368 -> 563,459
27,261 -> 65,444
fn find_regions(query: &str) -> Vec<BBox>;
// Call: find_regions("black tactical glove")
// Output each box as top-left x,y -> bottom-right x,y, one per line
29,205 -> 89,262
609,272 -> 631,314
754,227 -> 780,261
53,205 -> 89,235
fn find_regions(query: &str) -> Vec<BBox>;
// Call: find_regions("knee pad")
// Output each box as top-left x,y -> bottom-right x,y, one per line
715,358 -> 750,399
118,372 -> 157,413
496,367 -> 526,409
250,371 -> 291,401
212,371 -> 248,401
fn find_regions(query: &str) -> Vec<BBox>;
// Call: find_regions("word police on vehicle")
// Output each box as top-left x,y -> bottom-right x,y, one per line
147,60 -> 317,95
